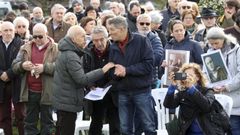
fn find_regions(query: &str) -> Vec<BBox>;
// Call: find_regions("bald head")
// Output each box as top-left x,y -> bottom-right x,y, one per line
32,23 -> 48,45
67,25 -> 86,48
33,7 -> 43,19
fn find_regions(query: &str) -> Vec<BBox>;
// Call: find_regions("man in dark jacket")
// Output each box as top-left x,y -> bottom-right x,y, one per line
53,25 -> 114,135
126,1 -> 141,33
84,26 -> 120,135
160,0 -> 180,32
136,13 -> 164,88
0,21 -> 25,135
107,16 -> 157,135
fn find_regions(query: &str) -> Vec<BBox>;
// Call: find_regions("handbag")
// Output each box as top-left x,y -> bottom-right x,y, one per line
165,115 -> 179,135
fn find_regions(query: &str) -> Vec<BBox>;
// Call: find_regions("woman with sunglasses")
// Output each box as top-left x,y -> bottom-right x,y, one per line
13,16 -> 32,43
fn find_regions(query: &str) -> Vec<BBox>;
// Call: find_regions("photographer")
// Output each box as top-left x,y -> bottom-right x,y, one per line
164,63 -> 225,135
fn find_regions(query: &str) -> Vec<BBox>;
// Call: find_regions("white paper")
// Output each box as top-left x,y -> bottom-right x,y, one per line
84,85 -> 112,101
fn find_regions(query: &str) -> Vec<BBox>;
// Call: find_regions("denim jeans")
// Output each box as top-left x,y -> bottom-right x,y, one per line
230,115 -> 240,135
24,91 -> 54,135
118,91 -> 157,135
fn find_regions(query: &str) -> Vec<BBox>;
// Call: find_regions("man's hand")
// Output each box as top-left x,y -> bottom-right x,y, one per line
34,64 -> 44,74
0,72 -> 9,82
22,61 -> 34,71
102,62 -> 115,73
114,64 -> 126,77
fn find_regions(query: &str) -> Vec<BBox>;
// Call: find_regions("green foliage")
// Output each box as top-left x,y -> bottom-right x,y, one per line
198,0 -> 225,16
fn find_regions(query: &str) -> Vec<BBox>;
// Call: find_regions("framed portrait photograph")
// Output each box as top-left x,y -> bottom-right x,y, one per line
201,50 -> 231,86
164,49 -> 190,85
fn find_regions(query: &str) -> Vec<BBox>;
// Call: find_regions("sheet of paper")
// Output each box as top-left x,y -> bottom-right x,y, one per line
84,85 -> 112,101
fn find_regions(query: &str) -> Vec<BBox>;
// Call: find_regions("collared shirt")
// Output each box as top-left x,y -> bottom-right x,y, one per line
2,40 -> 13,49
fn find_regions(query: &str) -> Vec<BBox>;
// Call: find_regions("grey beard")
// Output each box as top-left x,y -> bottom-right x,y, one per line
139,30 -> 150,36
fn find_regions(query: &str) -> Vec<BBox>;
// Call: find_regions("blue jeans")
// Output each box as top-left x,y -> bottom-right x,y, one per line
24,91 -> 54,135
230,115 -> 240,135
118,91 -> 157,135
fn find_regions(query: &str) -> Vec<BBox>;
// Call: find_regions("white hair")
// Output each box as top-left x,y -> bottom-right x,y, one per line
13,16 -> 29,29
33,23 -> 48,33
51,4 -> 66,15
148,11 -> 163,24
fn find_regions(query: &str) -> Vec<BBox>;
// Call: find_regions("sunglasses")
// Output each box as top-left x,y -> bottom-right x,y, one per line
33,35 -> 43,39
139,22 -> 151,26
17,25 -> 26,28
182,6 -> 191,9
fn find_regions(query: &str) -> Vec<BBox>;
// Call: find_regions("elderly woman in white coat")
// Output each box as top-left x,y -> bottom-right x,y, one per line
206,27 -> 240,135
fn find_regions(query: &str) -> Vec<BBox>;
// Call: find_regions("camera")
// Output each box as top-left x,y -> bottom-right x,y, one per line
174,72 -> 187,80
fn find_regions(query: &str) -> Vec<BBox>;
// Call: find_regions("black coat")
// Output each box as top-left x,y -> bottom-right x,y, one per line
164,87 -> 225,135
0,36 -> 24,103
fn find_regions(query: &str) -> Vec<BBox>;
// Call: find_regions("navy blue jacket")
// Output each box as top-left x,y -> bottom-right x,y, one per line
109,32 -> 154,93
164,34 -> 203,65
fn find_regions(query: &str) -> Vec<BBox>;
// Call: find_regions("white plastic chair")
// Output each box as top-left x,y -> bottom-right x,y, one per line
0,128 -> 3,135
74,111 -> 109,135
151,88 -> 169,130
214,94 -> 233,116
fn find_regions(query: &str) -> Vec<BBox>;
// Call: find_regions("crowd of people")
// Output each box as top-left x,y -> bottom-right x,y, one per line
0,0 -> 239,135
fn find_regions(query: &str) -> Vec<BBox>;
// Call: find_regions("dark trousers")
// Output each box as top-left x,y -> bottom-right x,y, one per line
55,110 -> 77,135
0,83 -> 25,135
24,91 -> 54,135
89,92 -> 120,135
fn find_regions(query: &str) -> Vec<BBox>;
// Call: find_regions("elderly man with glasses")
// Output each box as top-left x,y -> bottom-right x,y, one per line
134,13 -> 164,135
12,23 -> 58,135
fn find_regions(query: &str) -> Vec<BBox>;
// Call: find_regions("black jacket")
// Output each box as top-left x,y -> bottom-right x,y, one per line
0,36 -> 24,103
164,87 -> 225,135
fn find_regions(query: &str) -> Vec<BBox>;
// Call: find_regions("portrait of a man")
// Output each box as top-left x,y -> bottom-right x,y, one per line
204,56 -> 227,83
202,50 -> 230,84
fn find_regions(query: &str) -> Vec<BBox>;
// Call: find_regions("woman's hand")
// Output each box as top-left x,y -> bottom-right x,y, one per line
213,86 -> 227,93
168,72 -> 178,86
181,73 -> 197,88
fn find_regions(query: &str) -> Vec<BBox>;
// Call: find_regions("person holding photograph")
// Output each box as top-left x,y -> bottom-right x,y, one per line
206,27 -> 240,135
204,56 -> 227,83
160,20 -> 203,79
164,63 -> 225,135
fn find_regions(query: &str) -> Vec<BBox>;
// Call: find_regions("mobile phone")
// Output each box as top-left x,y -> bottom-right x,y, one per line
174,72 -> 187,80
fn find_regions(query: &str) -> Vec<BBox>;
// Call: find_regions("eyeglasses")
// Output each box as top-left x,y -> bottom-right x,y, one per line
33,35 -> 43,39
139,22 -> 151,26
17,25 -> 26,28
182,6 -> 191,9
